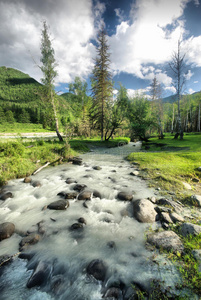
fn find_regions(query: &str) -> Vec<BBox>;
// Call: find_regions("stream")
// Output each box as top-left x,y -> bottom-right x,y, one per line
0,142 -> 186,299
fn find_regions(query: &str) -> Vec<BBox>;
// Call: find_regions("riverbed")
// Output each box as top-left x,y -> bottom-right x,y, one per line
0,142 -> 185,299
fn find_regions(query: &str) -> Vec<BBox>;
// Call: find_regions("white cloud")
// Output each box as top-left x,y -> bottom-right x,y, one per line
194,81 -> 199,84
164,86 -> 176,94
188,88 -> 195,94
184,69 -> 194,80
109,0 -> 190,87
184,36 -> 201,67
114,8 -> 124,22
0,0 -> 96,84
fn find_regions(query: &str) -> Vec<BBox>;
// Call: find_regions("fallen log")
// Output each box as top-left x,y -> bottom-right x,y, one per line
32,162 -> 50,175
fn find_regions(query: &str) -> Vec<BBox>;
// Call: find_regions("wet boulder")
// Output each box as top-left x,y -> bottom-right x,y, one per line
103,287 -> 122,299
117,191 -> 133,201
57,191 -> 67,198
66,178 -> 77,184
27,261 -> 51,288
0,192 -> 13,201
133,199 -> 157,223
86,259 -> 107,281
48,200 -> 69,210
24,177 -> 32,183
93,190 -> 102,199
179,222 -> 201,237
78,190 -> 92,200
65,192 -> 78,199
19,233 -> 41,251
93,166 -> 102,170
69,157 -> 83,165
70,223 -> 84,230
32,181 -> 42,188
147,230 -> 184,254
73,184 -> 87,192
0,222 -> 15,241
78,217 -> 87,225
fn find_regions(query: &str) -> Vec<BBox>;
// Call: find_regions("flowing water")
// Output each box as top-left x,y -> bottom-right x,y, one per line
0,142 -> 182,299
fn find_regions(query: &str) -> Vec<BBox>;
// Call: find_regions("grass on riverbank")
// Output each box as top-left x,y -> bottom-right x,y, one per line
127,133 -> 201,195
0,136 -> 129,186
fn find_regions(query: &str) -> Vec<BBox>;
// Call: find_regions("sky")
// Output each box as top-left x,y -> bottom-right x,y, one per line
0,0 -> 201,98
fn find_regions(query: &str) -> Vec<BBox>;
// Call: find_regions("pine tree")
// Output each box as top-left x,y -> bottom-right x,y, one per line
90,26 -> 113,141
40,21 -> 63,141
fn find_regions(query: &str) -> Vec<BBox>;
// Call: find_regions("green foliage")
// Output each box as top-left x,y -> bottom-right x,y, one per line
0,139 -> 76,186
0,142 -> 25,157
90,26 -> 113,141
128,95 -> 154,141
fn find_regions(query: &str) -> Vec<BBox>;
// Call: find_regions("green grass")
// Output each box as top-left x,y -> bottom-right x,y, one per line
0,139 -> 76,186
127,133 -> 201,194
0,136 -> 129,186
0,123 -> 53,133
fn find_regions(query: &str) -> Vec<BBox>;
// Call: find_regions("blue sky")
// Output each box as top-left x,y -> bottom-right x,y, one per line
0,0 -> 201,98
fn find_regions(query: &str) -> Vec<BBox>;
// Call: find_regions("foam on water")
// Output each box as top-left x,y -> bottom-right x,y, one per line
0,143 -> 182,299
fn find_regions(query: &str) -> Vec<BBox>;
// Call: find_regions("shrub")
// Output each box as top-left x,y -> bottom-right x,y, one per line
0,142 -> 25,157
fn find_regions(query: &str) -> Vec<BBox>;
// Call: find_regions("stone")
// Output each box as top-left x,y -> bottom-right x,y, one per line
156,198 -> 183,212
27,261 -> 51,288
93,166 -> 102,170
130,171 -> 139,176
179,222 -> 201,237
147,230 -> 184,253
133,199 -> 157,223
24,177 -> 32,183
117,191 -> 133,201
32,181 -> 42,188
19,233 -> 41,251
182,182 -> 192,190
190,195 -> 201,207
92,190 -> 102,199
103,287 -> 122,299
169,212 -> 184,223
48,200 -> 69,210
78,190 -> 92,200
159,212 -> 173,224
73,184 -> 87,192
0,192 -> 13,201
65,192 -> 78,199
86,259 -> 107,281
0,222 -> 15,241
57,191 -> 67,198
69,157 -> 83,165
66,178 -> 77,184
70,223 -> 83,230
197,167 -> 201,172
78,217 -> 87,225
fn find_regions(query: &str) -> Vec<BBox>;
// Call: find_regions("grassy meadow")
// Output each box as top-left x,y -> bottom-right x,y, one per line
127,133 -> 201,196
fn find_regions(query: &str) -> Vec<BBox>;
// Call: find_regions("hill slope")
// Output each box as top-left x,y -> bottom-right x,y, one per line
0,66 -> 71,126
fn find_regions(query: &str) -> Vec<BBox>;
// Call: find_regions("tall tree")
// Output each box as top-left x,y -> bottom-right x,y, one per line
90,26 -> 113,141
150,76 -> 164,138
169,40 -> 186,139
40,21 -> 63,141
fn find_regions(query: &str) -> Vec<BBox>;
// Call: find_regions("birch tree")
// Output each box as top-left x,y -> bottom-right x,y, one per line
40,21 -> 63,141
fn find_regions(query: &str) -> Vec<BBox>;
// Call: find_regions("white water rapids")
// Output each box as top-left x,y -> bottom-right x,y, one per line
0,142 -> 182,300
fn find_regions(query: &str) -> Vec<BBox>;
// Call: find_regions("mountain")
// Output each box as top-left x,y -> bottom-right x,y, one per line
0,66 -> 71,125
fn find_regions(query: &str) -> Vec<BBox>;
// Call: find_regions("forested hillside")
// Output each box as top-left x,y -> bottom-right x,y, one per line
0,66 -> 71,129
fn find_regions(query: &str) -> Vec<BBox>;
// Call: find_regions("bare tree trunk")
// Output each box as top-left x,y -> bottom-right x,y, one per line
51,89 -> 63,142
198,103 -> 201,132
171,104 -> 174,133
